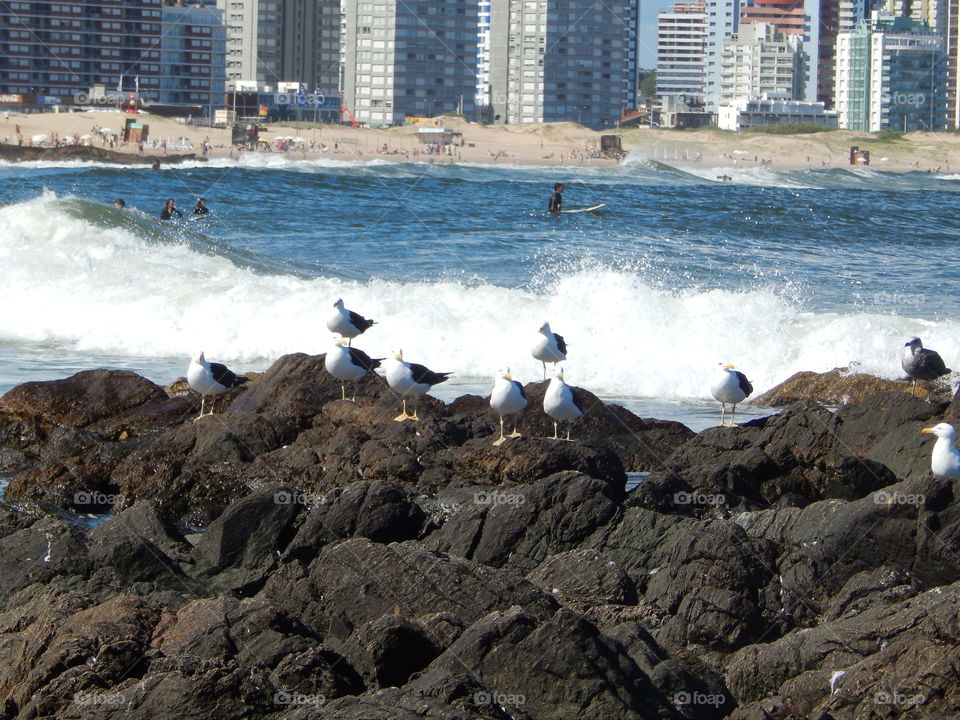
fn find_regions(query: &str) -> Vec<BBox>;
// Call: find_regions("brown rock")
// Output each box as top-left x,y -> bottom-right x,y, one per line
752,367 -> 950,407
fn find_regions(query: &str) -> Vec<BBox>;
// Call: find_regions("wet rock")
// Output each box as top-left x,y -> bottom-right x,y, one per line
425,471 -> 622,573
341,613 -> 439,689
0,369 -> 168,429
526,549 -> 637,606
751,368 -> 937,406
228,352 -> 349,422
0,517 -> 90,604
191,484 -> 303,594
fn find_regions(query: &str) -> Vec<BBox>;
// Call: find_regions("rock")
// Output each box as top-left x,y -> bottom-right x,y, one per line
228,352 -> 349,422
428,606 -> 678,720
751,368 -> 934,406
284,481 -> 427,563
191,484 -> 303,594
425,471 -> 622,573
0,369 -> 168,429
0,517 -> 90,604
448,381 -> 695,471
526,549 -> 637,606
341,613 -> 439,689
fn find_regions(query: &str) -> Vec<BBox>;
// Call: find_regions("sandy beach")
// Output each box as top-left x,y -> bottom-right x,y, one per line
1,108 -> 958,173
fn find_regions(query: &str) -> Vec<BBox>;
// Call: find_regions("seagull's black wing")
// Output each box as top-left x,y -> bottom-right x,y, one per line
735,371 -> 753,397
348,310 -> 375,333
409,363 -> 451,387
210,362 -> 248,388
916,348 -> 950,379
570,386 -> 586,414
513,380 -> 527,400
554,333 -> 568,356
348,347 -> 383,372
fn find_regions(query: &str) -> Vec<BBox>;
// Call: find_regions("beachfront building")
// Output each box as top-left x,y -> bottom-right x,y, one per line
159,3 -> 227,110
834,14 -> 947,131
717,95 -> 839,129
216,0 -> 340,96
738,0 -> 822,101
703,0 -> 742,110
656,2 -> 708,101
487,0 -> 632,129
476,0 -> 492,111
0,0 -> 225,113
818,0 -> 868,106
342,0 -> 478,127
623,0 -> 644,113
719,22 -> 805,106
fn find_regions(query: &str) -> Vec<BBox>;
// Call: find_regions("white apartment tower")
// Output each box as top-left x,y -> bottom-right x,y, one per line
656,2 -> 708,100
720,22 -> 804,105
704,0 -> 741,110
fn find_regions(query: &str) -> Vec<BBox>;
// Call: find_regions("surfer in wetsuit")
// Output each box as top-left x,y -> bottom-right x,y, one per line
548,182 -> 563,213
160,198 -> 182,220
193,197 -> 209,216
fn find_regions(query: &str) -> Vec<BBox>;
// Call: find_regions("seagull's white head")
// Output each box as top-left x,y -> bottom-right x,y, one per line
498,367 -> 512,380
906,337 -> 922,350
335,338 -> 349,347
393,349 -> 404,361
554,367 -> 565,381
333,298 -> 344,309
539,321 -> 551,335
921,423 -> 957,440
193,351 -> 206,365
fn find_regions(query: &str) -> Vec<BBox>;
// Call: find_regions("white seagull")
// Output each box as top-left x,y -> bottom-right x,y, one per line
490,368 -> 528,446
326,298 -> 375,346
532,321 -> 567,379
324,339 -> 383,401
385,350 -> 452,421
187,352 -> 248,420
711,363 -> 753,426
902,337 -> 950,397
920,423 -> 960,479
543,368 -> 584,440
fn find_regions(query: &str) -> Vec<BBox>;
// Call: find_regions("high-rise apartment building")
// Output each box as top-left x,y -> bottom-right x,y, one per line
341,0 -> 478,127
818,0 -> 866,106
739,0 -> 821,100
656,2 -> 707,100
488,0 -> 631,128
704,0 -> 741,110
0,0 -> 225,111
476,0 -> 492,108
217,0 -> 340,93
720,22 -> 804,104
835,13 -> 947,130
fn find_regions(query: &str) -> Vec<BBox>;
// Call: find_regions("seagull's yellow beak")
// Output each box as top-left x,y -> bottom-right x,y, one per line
921,427 -> 935,434
725,363 -> 736,369
337,339 -> 348,347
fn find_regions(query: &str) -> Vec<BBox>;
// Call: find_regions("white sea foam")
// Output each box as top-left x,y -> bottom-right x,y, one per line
1,192 -> 957,400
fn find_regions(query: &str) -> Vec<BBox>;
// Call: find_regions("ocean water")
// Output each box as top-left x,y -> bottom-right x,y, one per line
1,153 -> 959,432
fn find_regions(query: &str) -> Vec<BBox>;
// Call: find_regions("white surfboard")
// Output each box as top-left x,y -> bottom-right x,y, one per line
558,203 -> 606,214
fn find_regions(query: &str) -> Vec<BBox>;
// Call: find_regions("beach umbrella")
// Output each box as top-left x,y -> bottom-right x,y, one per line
101,128 -> 113,134
294,136 -> 306,142
79,134 -> 93,140
31,134 -> 48,143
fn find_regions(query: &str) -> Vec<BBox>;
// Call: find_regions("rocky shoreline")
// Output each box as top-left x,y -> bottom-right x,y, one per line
0,353 -> 958,719
0,143 -> 203,165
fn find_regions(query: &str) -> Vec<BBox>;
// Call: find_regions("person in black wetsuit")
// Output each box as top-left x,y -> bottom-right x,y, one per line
548,182 -> 563,213
193,197 -> 209,216
160,198 -> 182,220
114,199 -> 125,209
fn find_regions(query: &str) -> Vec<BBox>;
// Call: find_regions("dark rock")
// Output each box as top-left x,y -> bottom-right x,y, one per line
526,549 -> 637,605
751,368 -> 942,406
0,517 -> 90,604
191,484 -> 303,594
426,471 -> 622,573
0,369 -> 168,429
341,613 -> 440,689
228,352 -> 346,422
284,481 -> 427,563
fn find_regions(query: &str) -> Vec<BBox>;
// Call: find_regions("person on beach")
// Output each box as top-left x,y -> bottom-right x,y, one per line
160,198 -> 182,220
114,199 -> 126,209
193,197 -> 209,216
151,159 -> 160,170
548,183 -> 564,213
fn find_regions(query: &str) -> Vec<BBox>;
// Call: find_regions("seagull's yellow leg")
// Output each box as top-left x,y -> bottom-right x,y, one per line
493,417 -> 507,446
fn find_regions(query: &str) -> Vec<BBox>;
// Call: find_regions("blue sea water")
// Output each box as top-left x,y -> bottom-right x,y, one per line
1,153 -> 959,431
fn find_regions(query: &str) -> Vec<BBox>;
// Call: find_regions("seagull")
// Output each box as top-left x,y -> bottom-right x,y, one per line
711,363 -> 753,426
187,352 -> 248,420
543,368 -> 584,440
490,368 -> 527,445
326,298 -> 375,346
324,339 -> 383,401
532,321 -> 567,379
902,337 -> 950,397
384,350 -> 452,421
920,423 -> 960,478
